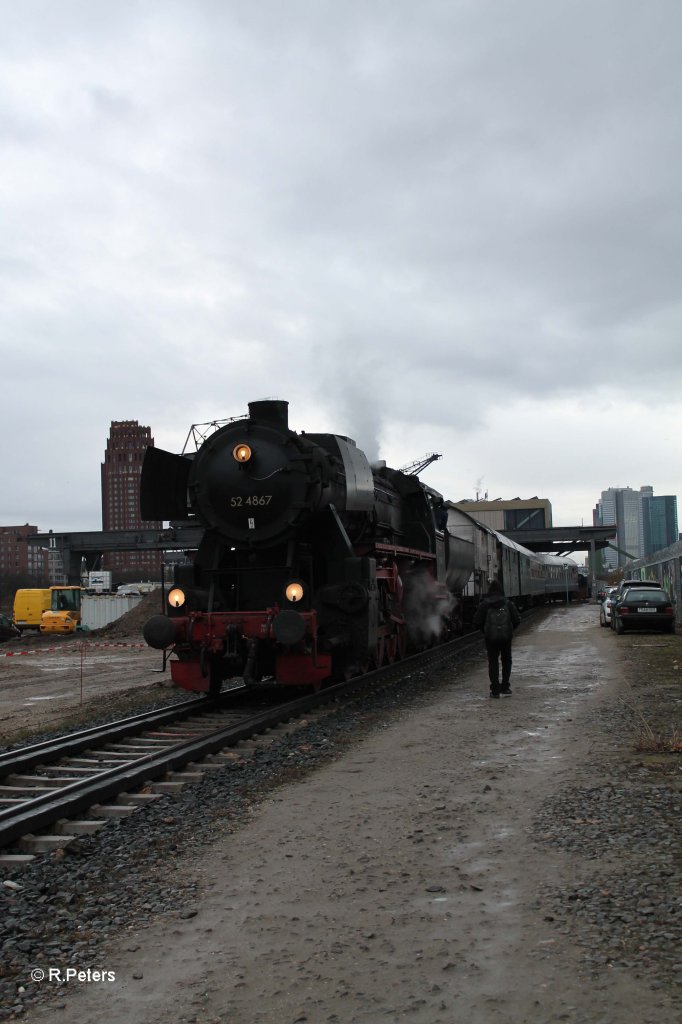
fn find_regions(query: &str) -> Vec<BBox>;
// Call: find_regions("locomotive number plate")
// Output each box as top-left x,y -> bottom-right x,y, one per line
230,495 -> 273,507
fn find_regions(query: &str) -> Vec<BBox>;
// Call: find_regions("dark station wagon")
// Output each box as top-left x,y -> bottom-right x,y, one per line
611,588 -> 676,634
616,579 -> 664,598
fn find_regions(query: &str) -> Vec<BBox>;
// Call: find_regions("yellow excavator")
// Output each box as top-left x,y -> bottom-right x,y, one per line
13,586 -> 83,634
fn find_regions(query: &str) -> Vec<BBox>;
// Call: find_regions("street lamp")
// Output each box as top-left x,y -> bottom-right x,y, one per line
563,563 -> 569,606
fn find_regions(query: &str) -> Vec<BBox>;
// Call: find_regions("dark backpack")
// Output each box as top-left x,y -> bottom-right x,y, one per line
484,603 -> 514,643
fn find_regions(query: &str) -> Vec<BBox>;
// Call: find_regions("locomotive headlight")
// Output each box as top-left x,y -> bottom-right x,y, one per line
168,587 -> 186,609
285,581 -> 305,603
232,443 -> 252,463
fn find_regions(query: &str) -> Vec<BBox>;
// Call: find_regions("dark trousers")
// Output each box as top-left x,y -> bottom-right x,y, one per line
485,639 -> 512,690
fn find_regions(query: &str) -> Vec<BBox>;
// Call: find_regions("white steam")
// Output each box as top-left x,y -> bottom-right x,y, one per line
402,567 -> 457,646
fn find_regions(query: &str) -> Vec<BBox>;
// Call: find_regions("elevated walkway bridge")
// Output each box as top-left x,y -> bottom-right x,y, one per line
28,523 -> 202,582
29,523 -> 617,593
505,525 -> 617,596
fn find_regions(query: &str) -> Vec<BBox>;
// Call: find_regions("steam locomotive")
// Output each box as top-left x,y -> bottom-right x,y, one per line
141,399 -> 579,695
141,399 -> 460,694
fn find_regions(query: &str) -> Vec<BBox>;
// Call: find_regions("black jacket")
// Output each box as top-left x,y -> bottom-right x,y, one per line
473,594 -> 521,633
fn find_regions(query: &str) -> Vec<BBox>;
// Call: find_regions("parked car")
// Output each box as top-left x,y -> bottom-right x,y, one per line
611,587 -> 675,634
0,613 -> 20,642
599,588 -> 619,627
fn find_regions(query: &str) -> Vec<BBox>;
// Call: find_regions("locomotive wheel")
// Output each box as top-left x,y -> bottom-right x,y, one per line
342,654 -> 372,680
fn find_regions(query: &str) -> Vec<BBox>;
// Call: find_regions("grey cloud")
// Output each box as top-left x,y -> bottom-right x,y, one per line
1,0 -> 682,530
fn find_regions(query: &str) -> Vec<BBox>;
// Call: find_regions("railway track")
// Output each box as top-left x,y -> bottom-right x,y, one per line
0,631 -> 483,857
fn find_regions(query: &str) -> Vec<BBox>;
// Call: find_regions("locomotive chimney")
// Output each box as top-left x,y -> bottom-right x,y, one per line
248,400 -> 289,430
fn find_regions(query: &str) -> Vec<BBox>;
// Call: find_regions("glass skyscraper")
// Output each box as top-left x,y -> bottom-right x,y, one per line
594,486 -> 679,569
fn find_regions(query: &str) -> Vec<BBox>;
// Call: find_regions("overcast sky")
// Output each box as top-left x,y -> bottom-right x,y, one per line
2,0 -> 681,533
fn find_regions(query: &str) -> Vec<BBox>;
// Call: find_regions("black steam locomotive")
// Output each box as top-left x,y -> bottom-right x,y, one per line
141,399 -> 457,694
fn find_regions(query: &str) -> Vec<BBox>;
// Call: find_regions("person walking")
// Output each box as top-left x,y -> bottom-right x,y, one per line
473,579 -> 521,698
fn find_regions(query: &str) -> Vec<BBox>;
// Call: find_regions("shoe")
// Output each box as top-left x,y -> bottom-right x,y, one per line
490,689 -> 500,699
500,685 -> 512,696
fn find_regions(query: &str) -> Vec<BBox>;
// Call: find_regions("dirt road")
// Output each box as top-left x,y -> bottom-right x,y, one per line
15,603 -> 680,1023
0,637 -> 169,744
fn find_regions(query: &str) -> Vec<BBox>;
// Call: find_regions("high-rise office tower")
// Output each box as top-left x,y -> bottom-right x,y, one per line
641,493 -> 679,556
595,485 -> 679,570
101,421 -> 162,576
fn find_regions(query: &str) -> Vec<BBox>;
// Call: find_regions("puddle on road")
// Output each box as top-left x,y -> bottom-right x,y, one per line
536,609 -> 593,634
31,653 -> 145,669
24,694 -> 71,705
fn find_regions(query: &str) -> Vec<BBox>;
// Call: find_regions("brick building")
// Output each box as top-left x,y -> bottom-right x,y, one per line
101,421 -> 162,577
0,524 -> 49,582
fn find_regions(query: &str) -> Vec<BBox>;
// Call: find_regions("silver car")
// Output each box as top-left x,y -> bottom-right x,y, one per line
599,588 -> 619,628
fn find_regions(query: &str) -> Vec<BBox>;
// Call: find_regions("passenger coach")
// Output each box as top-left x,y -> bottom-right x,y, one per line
445,507 -> 579,615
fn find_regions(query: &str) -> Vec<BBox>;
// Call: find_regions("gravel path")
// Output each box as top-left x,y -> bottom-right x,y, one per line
1,603 -> 680,1023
